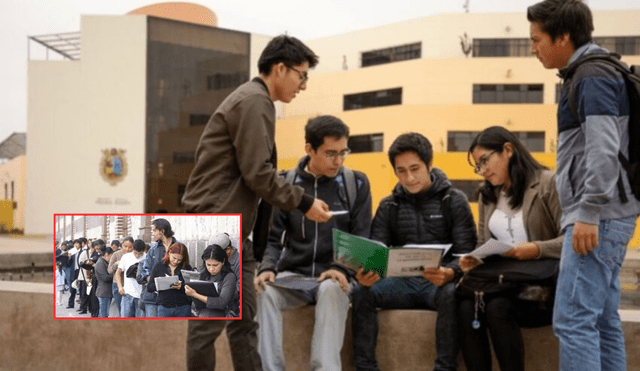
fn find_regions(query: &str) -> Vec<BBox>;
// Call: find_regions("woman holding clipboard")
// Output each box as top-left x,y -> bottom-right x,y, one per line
185,244 -> 238,318
147,242 -> 193,317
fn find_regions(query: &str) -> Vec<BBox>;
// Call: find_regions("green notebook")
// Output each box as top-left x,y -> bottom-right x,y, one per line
332,229 -> 452,277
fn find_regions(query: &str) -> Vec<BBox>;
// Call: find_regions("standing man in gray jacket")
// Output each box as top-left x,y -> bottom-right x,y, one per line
181,35 -> 331,371
528,1 -> 640,369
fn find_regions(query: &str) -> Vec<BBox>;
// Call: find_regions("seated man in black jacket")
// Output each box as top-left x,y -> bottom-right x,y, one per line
351,133 -> 477,371
254,115 -> 372,371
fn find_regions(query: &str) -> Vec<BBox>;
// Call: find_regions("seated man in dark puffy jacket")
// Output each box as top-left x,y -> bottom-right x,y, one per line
352,132 -> 477,371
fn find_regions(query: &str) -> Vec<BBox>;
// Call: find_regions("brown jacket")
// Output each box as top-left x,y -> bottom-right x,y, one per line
182,78 -> 313,240
477,169 -> 563,258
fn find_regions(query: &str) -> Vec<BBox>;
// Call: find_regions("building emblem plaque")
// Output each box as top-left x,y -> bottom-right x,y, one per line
100,148 -> 128,186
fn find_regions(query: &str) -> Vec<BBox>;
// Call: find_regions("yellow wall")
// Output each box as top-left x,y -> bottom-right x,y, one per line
0,200 -> 13,231
0,155 -> 26,231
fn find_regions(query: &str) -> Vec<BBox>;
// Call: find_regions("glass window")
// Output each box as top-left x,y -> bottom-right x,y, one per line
189,114 -> 210,126
473,38 -> 531,57
348,133 -> 384,153
473,84 -> 543,104
362,43 -> 421,67
173,151 -> 195,164
448,131 -> 545,152
594,36 -> 640,55
450,180 -> 483,202
344,88 -> 402,111
207,72 -> 248,91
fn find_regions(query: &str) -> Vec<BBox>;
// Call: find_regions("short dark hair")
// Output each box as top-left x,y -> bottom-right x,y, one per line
111,240 -> 120,247
200,244 -> 234,280
258,35 -> 319,75
388,133 -> 433,169
92,239 -> 105,248
527,0 -> 593,49
468,126 -> 547,209
122,236 -> 134,244
78,237 -> 87,245
305,115 -> 350,151
152,218 -> 174,238
101,247 -> 114,256
133,239 -> 146,253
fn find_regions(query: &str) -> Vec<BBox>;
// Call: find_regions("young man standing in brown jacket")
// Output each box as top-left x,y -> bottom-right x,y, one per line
181,35 -> 332,371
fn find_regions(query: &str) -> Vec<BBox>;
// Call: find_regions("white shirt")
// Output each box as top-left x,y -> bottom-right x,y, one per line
489,191 -> 528,246
76,247 -> 89,282
118,252 -> 145,298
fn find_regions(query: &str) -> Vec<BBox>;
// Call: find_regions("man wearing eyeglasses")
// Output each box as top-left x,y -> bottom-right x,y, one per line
254,115 -> 372,371
182,35 -> 333,371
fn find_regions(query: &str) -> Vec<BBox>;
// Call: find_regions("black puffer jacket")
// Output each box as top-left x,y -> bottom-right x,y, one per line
371,168 -> 477,274
258,156 -> 372,278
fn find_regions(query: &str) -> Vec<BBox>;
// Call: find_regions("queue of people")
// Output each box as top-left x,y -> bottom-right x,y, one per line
55,224 -> 240,319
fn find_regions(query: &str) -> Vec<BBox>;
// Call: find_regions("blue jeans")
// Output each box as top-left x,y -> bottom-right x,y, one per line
351,277 -> 459,371
553,216 -> 637,371
158,304 -> 191,317
98,297 -> 111,318
121,294 -> 144,318
145,303 -> 158,318
111,282 -> 122,317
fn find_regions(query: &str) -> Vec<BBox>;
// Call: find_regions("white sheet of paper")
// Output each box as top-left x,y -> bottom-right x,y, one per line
329,210 -> 349,216
181,270 -> 199,283
385,245 -> 451,277
464,238 -> 513,259
154,275 -> 181,291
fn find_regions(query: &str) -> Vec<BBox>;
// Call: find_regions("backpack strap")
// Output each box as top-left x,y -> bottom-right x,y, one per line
566,53 -> 631,204
342,168 -> 357,214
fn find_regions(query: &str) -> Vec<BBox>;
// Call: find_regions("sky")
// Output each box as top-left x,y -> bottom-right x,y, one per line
0,0 -> 636,143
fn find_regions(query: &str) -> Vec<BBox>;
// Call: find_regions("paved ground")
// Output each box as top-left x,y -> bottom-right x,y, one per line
54,291 -> 105,318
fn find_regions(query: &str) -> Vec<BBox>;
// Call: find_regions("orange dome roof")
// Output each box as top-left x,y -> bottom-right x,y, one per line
127,2 -> 217,27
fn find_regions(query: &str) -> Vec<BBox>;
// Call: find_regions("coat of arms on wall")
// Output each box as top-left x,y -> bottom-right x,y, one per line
100,148 -> 128,186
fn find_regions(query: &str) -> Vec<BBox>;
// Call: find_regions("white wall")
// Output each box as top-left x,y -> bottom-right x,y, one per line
26,15 -> 148,235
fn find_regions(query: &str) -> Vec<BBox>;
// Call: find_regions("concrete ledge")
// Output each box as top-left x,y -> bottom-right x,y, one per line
0,252 -> 52,270
282,306 -> 640,371
0,289 -> 235,371
282,306 -> 559,370
2,288 -> 640,370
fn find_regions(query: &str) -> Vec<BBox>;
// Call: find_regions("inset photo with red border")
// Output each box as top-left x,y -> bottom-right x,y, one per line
53,214 -> 242,320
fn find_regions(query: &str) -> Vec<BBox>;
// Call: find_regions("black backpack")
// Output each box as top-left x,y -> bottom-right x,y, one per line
565,52 -> 640,202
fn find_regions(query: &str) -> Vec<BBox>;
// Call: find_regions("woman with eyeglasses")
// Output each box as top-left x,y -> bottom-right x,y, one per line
458,126 -> 563,371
